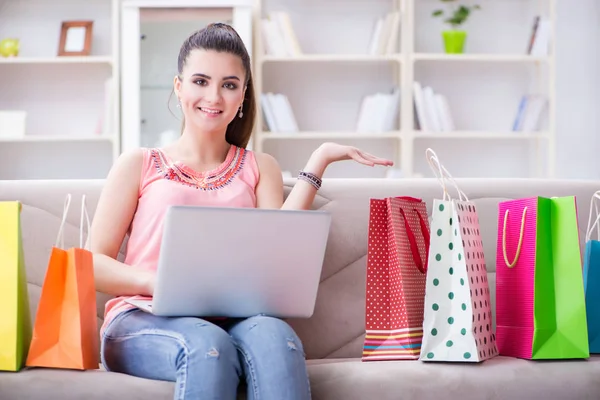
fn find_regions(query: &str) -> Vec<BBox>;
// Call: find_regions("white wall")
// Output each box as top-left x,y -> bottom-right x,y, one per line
555,0 -> 600,179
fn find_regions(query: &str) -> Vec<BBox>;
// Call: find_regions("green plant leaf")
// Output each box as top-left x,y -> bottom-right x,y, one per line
457,5 -> 471,16
445,16 -> 462,27
435,1 -> 479,27
450,5 -> 470,25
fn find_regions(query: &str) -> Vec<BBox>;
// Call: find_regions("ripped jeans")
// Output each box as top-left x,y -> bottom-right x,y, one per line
101,309 -> 311,400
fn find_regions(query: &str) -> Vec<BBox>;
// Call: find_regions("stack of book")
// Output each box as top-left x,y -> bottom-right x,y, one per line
260,92 -> 299,133
512,95 -> 547,132
356,88 -> 401,133
413,82 -> 455,133
261,11 -> 302,57
526,16 -> 551,56
367,11 -> 402,55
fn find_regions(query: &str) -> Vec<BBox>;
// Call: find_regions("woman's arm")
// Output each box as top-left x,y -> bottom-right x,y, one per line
255,142 -> 393,211
90,149 -> 154,297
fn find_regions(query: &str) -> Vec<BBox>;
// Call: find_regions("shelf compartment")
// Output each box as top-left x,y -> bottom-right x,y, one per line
261,0 -> 401,56
413,62 -> 550,133
414,0 -> 550,55
262,62 -> 400,132
0,63 -> 114,139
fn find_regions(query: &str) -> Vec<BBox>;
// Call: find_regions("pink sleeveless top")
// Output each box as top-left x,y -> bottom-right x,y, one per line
100,145 -> 259,334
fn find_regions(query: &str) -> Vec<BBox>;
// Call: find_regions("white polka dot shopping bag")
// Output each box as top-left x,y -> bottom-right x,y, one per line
363,195 -> 430,361
419,149 -> 498,363
496,195 -> 589,360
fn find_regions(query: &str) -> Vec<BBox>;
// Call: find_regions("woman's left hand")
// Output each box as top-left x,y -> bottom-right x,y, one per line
316,142 -> 394,168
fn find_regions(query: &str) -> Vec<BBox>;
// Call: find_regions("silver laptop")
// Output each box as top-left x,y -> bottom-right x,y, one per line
126,205 -> 332,319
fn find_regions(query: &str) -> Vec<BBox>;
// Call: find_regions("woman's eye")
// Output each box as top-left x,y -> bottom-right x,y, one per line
194,79 -> 207,86
223,82 -> 237,90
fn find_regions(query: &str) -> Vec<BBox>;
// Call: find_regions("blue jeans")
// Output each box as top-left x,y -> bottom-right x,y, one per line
101,309 -> 311,400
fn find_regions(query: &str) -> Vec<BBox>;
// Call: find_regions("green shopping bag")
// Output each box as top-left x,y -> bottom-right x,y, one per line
0,201 -> 32,371
496,196 -> 589,359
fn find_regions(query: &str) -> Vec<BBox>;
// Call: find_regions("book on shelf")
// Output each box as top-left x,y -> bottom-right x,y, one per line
95,77 -> 115,137
512,94 -> 547,132
526,16 -> 551,56
413,81 -> 455,133
356,87 -> 400,133
368,10 -> 401,55
261,11 -> 302,57
260,92 -> 299,133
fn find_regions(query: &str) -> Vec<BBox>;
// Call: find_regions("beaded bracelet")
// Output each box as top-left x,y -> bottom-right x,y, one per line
298,170 -> 322,190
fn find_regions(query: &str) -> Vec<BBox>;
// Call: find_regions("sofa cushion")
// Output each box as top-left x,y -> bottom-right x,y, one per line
2,356 -> 599,400
0,368 -> 174,400
306,356 -> 600,400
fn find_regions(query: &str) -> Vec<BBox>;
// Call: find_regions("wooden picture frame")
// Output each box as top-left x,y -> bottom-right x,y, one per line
58,21 -> 93,56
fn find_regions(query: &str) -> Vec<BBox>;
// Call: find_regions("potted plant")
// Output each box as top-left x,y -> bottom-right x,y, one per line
432,1 -> 480,54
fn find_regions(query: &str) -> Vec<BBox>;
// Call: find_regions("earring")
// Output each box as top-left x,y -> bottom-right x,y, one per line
238,105 -> 243,118
177,98 -> 182,108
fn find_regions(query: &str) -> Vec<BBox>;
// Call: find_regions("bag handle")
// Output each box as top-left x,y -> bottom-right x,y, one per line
425,148 -> 450,201
80,195 -> 91,250
502,207 -> 528,268
398,207 -> 430,274
55,194 -> 72,249
425,148 -> 469,202
54,194 -> 90,250
585,191 -> 600,242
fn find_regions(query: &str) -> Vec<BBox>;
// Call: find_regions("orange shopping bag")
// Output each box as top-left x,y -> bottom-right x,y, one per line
26,194 -> 99,370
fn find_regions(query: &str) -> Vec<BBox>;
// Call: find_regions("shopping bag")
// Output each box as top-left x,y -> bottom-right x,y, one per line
420,149 -> 498,362
0,201 -> 32,372
26,194 -> 100,370
496,195 -> 589,359
584,191 -> 600,353
363,196 -> 430,361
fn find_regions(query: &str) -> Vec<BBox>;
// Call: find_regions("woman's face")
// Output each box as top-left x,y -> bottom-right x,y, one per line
175,49 -> 246,133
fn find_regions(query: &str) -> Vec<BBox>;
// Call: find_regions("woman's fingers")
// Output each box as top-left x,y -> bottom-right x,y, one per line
359,151 -> 394,166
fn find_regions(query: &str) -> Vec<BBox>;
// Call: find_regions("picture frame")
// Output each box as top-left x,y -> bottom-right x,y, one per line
58,21 -> 93,56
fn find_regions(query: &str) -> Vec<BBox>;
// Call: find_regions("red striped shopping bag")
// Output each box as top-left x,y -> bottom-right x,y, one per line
363,196 -> 430,361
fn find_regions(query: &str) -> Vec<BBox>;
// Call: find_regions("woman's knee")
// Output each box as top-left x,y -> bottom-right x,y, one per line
230,315 -> 305,355
182,320 -> 239,364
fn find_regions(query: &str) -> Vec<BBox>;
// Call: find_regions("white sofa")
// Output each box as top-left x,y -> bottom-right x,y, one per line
1,177 -> 599,400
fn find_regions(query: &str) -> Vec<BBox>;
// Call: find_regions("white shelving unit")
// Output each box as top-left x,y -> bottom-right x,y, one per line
252,0 -> 556,179
0,0 -> 120,180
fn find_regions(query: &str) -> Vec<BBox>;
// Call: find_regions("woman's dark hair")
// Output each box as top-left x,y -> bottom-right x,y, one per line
177,22 -> 256,148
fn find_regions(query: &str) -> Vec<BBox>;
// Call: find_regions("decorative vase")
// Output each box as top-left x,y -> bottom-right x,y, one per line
442,30 -> 466,54
0,38 -> 19,57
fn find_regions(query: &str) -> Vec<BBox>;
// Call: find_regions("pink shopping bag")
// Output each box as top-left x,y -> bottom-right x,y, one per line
496,196 -> 588,359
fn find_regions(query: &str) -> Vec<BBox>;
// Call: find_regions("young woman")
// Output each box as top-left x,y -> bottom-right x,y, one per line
91,23 -> 393,400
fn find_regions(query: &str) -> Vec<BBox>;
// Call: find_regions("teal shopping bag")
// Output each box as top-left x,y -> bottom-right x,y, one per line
584,191 -> 600,353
